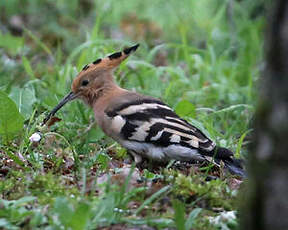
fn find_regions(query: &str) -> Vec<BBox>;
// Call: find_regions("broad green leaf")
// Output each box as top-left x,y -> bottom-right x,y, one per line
53,197 -> 74,227
0,218 -> 18,230
175,100 -> 195,118
12,196 -> 36,207
0,91 -> 24,140
9,86 -> 37,119
70,202 -> 91,230
29,212 -> 47,228
124,217 -> 173,228
185,208 -> 202,230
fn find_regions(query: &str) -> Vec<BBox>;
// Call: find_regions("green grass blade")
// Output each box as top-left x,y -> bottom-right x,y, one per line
135,185 -> 170,215
23,28 -> 52,56
22,56 -> 35,79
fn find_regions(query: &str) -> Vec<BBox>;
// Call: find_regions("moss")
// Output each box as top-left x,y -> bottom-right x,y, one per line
28,173 -> 79,204
173,174 -> 236,210
0,170 -> 26,200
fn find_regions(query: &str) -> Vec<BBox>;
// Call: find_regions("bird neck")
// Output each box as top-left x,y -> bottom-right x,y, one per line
88,79 -> 127,111
100,80 -> 124,99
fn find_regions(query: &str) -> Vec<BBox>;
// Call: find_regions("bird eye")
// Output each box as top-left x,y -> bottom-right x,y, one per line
81,79 -> 89,86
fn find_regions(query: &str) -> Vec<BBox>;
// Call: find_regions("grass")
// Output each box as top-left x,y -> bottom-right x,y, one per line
0,0 -> 266,229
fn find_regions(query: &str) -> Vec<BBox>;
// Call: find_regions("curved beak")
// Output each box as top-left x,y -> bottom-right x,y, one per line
42,91 -> 78,126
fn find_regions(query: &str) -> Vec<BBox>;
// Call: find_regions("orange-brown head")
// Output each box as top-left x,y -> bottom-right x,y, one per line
42,44 -> 139,125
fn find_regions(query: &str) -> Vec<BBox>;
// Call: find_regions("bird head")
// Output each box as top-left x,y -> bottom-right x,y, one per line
42,44 -> 139,125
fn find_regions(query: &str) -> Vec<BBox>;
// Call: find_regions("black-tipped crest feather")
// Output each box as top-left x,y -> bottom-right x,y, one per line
123,44 -> 140,55
108,52 -> 122,59
82,64 -> 89,71
93,58 -> 102,64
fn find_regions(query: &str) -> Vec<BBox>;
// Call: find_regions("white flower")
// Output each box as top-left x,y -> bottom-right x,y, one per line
220,211 -> 236,220
209,211 -> 236,226
29,132 -> 42,142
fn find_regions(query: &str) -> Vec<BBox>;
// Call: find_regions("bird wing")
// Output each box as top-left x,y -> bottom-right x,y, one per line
105,97 -> 216,153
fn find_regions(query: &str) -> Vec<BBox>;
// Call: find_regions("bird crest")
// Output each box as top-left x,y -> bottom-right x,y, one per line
71,44 -> 139,93
79,43 -> 139,73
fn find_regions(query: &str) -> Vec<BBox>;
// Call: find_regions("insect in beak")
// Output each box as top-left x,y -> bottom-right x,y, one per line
42,91 -> 78,125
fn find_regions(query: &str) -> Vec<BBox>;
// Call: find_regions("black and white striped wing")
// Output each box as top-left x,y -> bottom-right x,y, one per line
106,98 -> 216,153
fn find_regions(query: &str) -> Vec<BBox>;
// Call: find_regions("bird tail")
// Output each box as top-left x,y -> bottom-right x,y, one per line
208,147 -> 246,178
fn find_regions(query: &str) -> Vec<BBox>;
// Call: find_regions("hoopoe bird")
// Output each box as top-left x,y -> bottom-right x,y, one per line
43,44 -> 245,177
